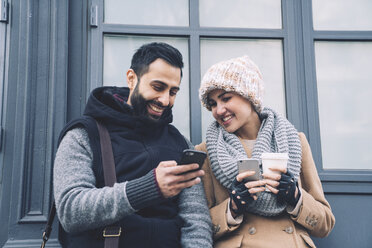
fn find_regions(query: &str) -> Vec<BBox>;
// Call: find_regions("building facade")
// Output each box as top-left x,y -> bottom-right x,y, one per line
0,0 -> 372,247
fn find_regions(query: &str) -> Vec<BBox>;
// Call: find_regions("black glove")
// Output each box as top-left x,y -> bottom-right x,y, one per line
229,178 -> 254,215
278,170 -> 300,206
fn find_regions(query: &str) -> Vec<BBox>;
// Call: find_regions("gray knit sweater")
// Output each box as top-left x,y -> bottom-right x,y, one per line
53,127 -> 212,248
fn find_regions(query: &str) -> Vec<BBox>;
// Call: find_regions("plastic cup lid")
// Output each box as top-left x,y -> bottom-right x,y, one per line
261,152 -> 289,159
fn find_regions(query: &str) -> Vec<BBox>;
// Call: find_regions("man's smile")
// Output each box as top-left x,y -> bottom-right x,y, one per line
147,102 -> 166,117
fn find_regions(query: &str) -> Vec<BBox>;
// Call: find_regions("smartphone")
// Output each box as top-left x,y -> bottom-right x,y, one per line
179,149 -> 207,171
237,159 -> 261,182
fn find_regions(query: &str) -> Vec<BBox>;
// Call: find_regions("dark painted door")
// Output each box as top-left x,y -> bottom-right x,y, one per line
0,0 -> 67,247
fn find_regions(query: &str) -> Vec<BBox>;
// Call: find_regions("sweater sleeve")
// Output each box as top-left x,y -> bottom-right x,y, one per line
178,139 -> 213,248
178,176 -> 213,248
53,127 -> 163,233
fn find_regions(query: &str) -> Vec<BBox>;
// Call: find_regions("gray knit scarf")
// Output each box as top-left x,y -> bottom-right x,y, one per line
206,107 -> 302,216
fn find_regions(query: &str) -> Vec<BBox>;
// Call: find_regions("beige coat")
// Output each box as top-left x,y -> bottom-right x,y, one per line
196,133 -> 335,248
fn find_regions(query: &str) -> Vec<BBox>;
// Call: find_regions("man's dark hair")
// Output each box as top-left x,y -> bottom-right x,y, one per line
130,42 -> 184,79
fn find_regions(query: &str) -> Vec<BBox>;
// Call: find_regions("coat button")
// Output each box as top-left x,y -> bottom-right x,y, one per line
248,227 -> 256,235
284,226 -> 294,234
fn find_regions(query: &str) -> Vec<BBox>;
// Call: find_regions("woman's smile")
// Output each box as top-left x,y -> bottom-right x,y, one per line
221,114 -> 234,126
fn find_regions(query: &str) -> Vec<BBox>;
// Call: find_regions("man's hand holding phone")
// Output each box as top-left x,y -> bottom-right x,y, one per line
155,149 -> 206,198
179,149 -> 207,171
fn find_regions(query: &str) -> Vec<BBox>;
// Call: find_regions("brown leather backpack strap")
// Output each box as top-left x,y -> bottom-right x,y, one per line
96,120 -> 121,248
96,120 -> 117,186
103,226 -> 122,248
40,202 -> 56,248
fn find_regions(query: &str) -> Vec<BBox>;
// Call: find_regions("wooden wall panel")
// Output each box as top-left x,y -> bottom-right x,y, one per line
1,0 -> 68,246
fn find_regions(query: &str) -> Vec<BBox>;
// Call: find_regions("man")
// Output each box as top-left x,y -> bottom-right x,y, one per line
53,42 -> 212,248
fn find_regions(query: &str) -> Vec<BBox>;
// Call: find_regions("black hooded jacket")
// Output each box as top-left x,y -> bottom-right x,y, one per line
58,87 -> 189,248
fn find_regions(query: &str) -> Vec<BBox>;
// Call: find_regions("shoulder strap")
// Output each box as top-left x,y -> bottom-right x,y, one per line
96,120 -> 121,248
41,120 -> 121,248
41,202 -> 56,248
96,120 -> 117,186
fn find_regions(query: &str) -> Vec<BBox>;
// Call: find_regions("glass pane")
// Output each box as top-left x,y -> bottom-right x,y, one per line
200,38 -> 285,140
315,41 -> 372,169
104,0 -> 189,26
199,0 -> 282,29
313,0 -> 372,30
103,35 -> 190,139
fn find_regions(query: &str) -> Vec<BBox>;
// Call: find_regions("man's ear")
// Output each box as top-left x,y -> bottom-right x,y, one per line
127,69 -> 138,90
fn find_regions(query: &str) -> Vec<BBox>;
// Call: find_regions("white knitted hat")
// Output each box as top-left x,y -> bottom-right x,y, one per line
199,55 -> 265,113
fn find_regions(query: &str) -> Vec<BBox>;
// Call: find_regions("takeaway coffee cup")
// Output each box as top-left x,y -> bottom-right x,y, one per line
261,153 -> 289,175
261,153 -> 289,191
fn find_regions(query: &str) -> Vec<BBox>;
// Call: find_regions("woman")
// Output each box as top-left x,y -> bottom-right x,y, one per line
196,56 -> 335,247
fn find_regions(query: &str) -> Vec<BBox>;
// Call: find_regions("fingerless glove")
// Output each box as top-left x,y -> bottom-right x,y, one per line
229,178 -> 254,215
278,170 -> 300,206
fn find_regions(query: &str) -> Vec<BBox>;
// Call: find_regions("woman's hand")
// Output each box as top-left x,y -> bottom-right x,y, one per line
229,171 -> 266,217
263,167 -> 300,206
236,170 -> 267,200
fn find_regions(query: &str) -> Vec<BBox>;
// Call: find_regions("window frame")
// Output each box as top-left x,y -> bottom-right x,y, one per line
301,0 -> 372,185
0,11 -> 7,154
88,0 -> 303,145
87,0 -> 372,193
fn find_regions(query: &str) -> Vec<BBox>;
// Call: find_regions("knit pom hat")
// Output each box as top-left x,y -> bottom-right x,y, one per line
199,55 -> 265,113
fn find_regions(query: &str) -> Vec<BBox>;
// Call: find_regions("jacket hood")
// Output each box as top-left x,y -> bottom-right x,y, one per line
84,86 -> 173,131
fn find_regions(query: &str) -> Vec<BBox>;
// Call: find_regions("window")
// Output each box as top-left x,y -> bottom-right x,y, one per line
300,0 -> 372,178
312,0 -> 372,31
89,1 -> 372,177
105,0 -> 189,26
90,0 -> 291,144
315,41 -> 372,170
199,0 -> 282,28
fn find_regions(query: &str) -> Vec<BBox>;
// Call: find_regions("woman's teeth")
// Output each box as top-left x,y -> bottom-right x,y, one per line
222,116 -> 232,122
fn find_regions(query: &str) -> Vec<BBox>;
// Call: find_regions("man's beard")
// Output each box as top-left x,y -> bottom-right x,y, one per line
130,84 -> 172,123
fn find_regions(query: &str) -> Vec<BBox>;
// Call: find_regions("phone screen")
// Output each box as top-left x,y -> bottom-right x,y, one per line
237,159 -> 261,182
179,149 -> 207,170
